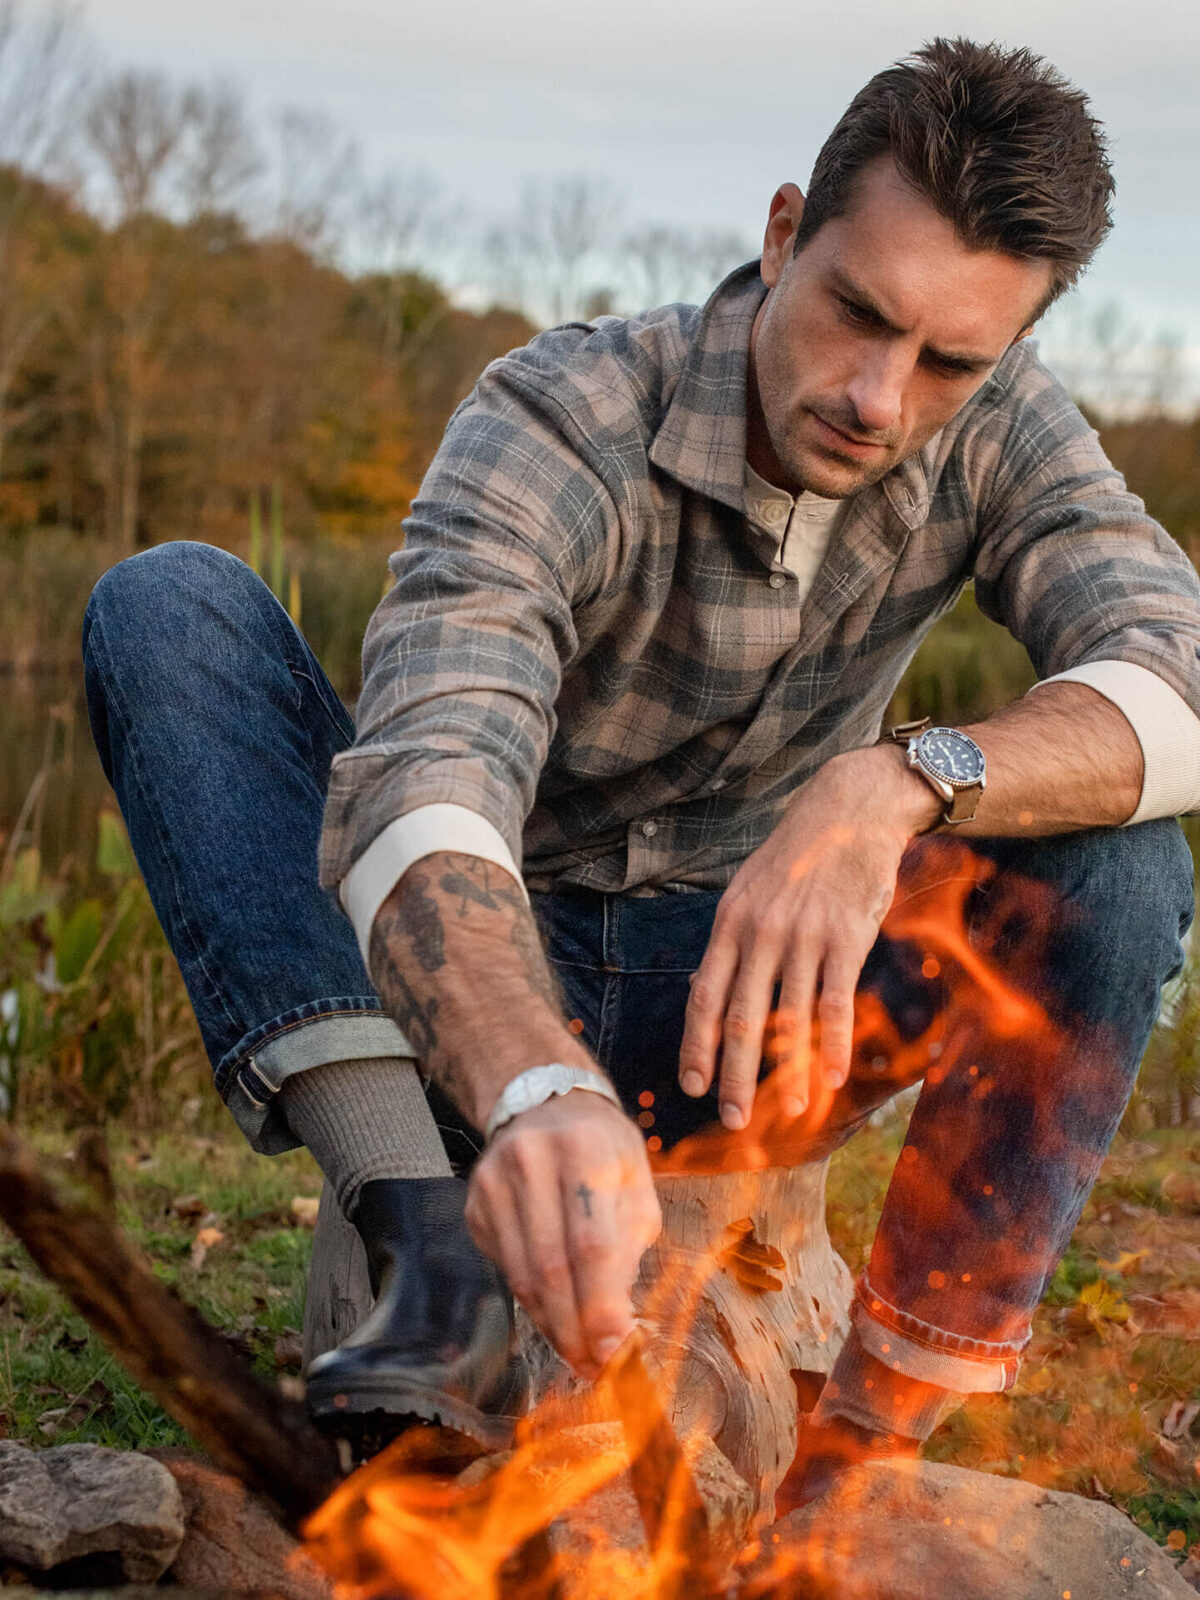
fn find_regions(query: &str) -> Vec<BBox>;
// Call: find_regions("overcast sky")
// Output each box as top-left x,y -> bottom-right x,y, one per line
72,0 -> 1200,390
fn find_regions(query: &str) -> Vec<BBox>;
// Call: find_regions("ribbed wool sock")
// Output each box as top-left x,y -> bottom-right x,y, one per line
813,1326 -> 956,1441
279,1056 -> 453,1220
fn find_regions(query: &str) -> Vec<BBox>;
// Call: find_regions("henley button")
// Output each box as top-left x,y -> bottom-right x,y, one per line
641,819 -> 658,838
768,571 -> 786,589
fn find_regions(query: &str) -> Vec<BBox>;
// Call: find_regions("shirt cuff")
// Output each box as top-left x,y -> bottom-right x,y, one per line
1028,660 -> 1200,823
339,803 -> 527,972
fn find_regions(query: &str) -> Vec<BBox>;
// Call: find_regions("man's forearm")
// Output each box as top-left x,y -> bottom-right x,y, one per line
958,679 -> 1144,834
850,680 -> 1144,839
367,851 -> 595,1130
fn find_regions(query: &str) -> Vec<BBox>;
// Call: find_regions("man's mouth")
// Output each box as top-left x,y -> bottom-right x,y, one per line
809,412 -> 890,460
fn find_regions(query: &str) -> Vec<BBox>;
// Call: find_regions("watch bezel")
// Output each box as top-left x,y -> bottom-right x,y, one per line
913,726 -> 987,792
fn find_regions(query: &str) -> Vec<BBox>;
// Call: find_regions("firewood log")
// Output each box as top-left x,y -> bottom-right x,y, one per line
302,1159 -> 853,1521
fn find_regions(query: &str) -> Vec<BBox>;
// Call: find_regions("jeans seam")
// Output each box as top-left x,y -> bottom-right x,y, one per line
857,1276 -> 1030,1360
289,665 -> 356,747
85,610 -> 243,1046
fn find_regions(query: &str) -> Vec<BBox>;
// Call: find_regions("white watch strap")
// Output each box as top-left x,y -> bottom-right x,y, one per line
483,1064 -> 622,1143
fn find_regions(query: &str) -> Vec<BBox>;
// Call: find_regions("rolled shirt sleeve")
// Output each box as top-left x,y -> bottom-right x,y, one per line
339,803 -> 527,970
972,350 -> 1200,726
1030,660 -> 1200,823
317,347 -> 616,898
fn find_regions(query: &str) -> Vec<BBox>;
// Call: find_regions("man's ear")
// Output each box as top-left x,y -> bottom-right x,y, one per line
1014,326 -> 1036,342
761,182 -> 806,288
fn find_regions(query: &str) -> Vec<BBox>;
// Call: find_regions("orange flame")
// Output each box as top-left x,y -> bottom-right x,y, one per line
301,836 -> 1138,1598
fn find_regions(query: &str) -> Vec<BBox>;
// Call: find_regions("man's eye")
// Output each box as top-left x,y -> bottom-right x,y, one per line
838,297 -> 875,326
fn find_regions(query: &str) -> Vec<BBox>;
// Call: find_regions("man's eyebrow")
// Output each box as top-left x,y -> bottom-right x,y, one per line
828,266 -> 1001,372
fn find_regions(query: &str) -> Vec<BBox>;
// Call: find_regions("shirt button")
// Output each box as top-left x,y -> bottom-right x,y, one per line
768,572 -> 787,589
709,777 -> 726,792
641,819 -> 658,838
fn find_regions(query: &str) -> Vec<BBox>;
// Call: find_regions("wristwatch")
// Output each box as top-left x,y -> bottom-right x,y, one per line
483,1063 -> 622,1144
883,717 -> 986,825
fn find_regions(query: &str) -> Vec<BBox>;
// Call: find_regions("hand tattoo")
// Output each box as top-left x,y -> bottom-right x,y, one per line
576,1182 -> 594,1219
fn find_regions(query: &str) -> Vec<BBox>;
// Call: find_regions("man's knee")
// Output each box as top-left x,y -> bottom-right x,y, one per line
82,541 -> 269,674
977,821 -> 1193,1028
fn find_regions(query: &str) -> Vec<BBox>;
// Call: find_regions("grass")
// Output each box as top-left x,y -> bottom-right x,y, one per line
0,1125 -> 321,1452
827,1114 -> 1200,1557
0,1111 -> 1197,1568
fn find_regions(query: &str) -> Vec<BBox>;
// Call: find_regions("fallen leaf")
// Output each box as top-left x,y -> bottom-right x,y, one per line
1129,1287 -> 1200,1338
190,1225 -> 225,1270
273,1330 -> 304,1371
1098,1249 -> 1149,1276
1163,1400 -> 1200,1440
1161,1172 -> 1200,1214
170,1193 -> 206,1220
1168,1530 -> 1188,1551
1067,1277 -> 1133,1336
1017,1366 -> 1055,1395
290,1195 -> 320,1227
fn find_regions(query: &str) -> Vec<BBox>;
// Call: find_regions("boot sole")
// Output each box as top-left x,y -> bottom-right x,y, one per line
306,1369 -> 519,1456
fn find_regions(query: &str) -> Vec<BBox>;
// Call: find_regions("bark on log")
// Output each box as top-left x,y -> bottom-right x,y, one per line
635,1164 -> 853,1520
303,1160 -> 853,1522
0,1126 -> 339,1530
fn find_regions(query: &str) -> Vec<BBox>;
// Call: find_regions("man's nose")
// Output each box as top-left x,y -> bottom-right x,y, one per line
845,348 -> 907,436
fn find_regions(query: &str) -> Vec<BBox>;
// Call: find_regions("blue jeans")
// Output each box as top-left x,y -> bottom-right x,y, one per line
81,541 -> 1194,1392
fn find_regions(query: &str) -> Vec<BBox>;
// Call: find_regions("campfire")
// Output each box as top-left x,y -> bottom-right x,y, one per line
1,839 -> 1195,1599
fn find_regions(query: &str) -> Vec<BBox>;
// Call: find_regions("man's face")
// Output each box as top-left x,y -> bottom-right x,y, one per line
748,159 -> 1055,497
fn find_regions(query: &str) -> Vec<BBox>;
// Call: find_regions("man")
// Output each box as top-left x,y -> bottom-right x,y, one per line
83,39 -> 1198,1507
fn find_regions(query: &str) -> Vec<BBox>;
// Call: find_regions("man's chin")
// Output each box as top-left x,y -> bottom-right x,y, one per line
783,446 -> 891,499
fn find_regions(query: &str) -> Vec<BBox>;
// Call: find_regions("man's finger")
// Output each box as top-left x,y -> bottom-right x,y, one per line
775,951 -> 819,1116
818,946 -> 866,1089
466,1168 -> 535,1316
679,935 -> 739,1097
713,950 -> 778,1130
561,1160 -> 641,1376
507,1143 -> 588,1371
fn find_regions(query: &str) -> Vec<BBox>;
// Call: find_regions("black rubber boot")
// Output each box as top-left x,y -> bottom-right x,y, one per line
305,1177 -> 531,1455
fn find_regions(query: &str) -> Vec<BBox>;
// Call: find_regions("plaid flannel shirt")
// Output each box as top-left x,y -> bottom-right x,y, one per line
318,262 -> 1200,897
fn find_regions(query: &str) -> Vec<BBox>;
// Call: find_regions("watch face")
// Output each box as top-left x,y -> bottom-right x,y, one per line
918,727 -> 985,786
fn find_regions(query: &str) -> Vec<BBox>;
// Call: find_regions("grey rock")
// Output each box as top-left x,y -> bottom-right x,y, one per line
462,1422 -> 755,1567
743,1459 -> 1194,1600
0,1440 -> 184,1583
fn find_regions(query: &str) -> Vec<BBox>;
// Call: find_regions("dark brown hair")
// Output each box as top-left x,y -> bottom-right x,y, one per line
793,37 -> 1114,315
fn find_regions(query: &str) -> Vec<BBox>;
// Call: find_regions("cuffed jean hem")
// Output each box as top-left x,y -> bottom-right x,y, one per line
854,1281 -> 1024,1394
215,1003 -> 417,1155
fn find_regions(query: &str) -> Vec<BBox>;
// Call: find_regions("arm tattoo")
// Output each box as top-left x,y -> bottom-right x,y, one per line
392,870 -> 445,972
440,864 -> 523,918
576,1182 -> 594,1219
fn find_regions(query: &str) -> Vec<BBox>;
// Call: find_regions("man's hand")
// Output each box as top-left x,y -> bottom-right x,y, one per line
465,1092 -> 662,1378
370,851 -> 661,1379
678,746 -> 939,1128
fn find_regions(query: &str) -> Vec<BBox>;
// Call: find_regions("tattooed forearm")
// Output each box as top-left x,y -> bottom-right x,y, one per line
369,850 -> 591,1125
389,869 -> 446,972
440,861 -> 524,919
511,910 -> 564,1009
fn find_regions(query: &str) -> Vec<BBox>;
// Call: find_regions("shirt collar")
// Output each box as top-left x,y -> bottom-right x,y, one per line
648,259 -> 766,516
648,258 -> 932,532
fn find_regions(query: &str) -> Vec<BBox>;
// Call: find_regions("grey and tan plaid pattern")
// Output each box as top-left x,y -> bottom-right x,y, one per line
319,263 -> 1200,896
